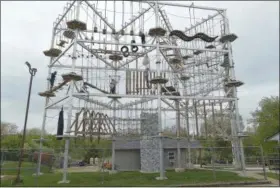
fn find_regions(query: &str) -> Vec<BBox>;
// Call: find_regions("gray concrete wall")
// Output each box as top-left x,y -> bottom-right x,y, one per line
164,149 -> 187,169
115,150 -> 140,171
140,138 -> 160,172
139,112 -> 160,172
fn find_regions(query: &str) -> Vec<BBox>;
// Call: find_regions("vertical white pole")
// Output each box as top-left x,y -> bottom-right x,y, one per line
59,1 -> 81,184
154,1 -> 166,180
36,27 -> 56,176
223,10 -> 246,175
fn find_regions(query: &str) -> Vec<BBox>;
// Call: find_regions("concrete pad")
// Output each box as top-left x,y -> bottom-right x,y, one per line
109,170 -> 118,175
57,180 -> 70,184
140,170 -> 159,174
175,168 -> 185,172
32,172 -> 43,176
155,176 -> 168,180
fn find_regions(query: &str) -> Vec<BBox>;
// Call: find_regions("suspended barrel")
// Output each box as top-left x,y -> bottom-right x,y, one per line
63,30 -> 75,39
220,53 -> 230,67
57,40 -> 67,47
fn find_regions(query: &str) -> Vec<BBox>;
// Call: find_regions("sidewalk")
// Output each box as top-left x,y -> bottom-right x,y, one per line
236,170 -> 279,187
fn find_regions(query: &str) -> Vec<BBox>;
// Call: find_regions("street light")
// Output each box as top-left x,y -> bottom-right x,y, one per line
14,62 -> 37,184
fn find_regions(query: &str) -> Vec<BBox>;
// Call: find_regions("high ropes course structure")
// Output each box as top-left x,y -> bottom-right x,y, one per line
36,0 -> 246,182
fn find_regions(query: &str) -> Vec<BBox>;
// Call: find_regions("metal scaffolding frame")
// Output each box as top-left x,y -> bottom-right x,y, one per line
37,0 -> 246,183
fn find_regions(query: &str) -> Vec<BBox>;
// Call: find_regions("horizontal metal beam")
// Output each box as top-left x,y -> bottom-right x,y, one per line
45,96 -> 69,109
144,1 -> 226,11
74,95 -> 113,109
51,64 -> 222,76
116,98 -> 155,110
56,28 -> 152,37
73,93 -> 236,101
78,39 -> 229,53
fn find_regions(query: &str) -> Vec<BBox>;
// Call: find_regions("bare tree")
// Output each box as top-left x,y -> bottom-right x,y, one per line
1,121 -> 18,135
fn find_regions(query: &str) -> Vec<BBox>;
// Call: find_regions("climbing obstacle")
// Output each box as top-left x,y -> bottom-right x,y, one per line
219,33 -> 238,43
63,30 -> 75,39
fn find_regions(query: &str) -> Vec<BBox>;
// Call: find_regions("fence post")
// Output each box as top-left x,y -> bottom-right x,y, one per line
211,147 -> 216,180
260,145 -> 267,180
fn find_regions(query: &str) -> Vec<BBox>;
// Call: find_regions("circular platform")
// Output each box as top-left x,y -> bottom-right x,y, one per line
38,91 -> 55,97
148,27 -> 167,37
43,48 -> 62,57
225,80 -> 244,87
62,72 -> 83,81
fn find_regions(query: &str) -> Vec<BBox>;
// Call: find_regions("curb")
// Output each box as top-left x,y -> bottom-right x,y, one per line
174,180 -> 272,187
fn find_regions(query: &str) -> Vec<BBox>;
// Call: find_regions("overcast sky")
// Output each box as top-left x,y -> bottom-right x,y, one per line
1,1 -> 279,134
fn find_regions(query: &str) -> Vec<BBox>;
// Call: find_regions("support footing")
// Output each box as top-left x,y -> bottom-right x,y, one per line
58,180 -> 70,184
155,176 -> 168,180
109,170 -> 118,175
32,172 -> 43,176
175,168 -> 185,172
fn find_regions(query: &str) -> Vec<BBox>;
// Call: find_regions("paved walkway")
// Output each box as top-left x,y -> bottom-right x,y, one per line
235,170 -> 279,187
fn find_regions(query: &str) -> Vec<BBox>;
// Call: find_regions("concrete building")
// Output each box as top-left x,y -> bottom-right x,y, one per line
113,112 -> 201,172
114,137 -> 201,171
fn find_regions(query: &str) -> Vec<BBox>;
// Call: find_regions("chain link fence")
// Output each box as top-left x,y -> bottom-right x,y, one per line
0,144 -> 273,186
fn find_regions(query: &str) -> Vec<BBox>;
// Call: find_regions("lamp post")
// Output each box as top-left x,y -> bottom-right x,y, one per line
14,62 -> 37,184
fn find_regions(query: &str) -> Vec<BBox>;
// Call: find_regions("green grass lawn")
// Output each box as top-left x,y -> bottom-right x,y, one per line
259,172 -> 280,180
1,161 -> 257,187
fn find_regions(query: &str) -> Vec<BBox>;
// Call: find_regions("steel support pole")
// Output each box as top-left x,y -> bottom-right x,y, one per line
36,28 -> 56,176
175,100 -> 181,169
223,10 -> 246,175
154,0 -> 166,180
59,1 -> 80,184
111,99 -> 116,172
185,100 -> 192,168
203,100 -> 208,138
